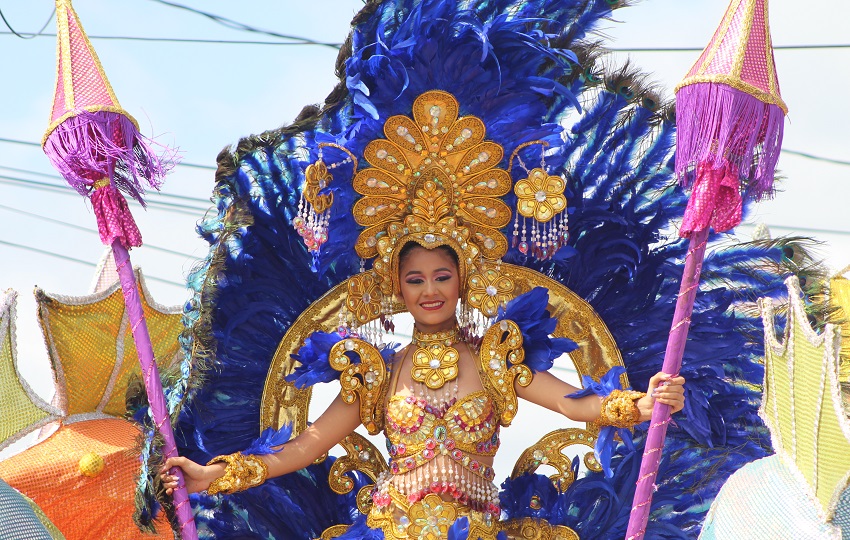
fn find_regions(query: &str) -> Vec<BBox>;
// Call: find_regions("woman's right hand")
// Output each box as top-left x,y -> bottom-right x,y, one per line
160,456 -> 226,495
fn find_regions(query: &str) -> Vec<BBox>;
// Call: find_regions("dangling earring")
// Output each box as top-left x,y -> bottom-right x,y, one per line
508,140 -> 569,260
294,142 -> 358,255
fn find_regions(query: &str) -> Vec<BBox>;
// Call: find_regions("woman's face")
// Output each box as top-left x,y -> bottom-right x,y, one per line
398,246 -> 460,333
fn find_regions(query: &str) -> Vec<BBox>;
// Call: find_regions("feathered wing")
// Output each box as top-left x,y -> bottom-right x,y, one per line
134,0 -> 807,537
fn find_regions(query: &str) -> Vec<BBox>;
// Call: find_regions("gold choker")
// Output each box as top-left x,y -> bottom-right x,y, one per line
411,326 -> 461,349
410,326 -> 461,389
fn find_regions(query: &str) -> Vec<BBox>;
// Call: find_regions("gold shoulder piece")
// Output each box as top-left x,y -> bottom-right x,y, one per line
479,319 -> 531,426
328,337 -> 390,434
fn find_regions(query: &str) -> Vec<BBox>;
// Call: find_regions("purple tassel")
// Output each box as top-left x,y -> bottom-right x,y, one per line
675,83 -> 784,200
43,110 -> 174,206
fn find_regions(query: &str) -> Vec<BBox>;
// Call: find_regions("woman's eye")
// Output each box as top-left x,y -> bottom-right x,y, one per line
435,275 -> 452,282
406,278 -> 424,285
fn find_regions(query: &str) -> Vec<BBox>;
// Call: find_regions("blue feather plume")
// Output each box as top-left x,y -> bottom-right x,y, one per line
497,287 -> 578,373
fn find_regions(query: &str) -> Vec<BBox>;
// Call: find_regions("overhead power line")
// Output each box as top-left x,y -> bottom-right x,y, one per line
0,165 -> 213,205
0,175 -> 208,216
0,239 -> 185,288
3,29 -> 848,52
0,203 -> 199,259
0,137 -> 216,171
0,7 -> 55,39
146,0 -> 342,49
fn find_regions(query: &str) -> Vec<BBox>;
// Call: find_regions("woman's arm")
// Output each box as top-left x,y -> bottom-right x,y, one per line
516,370 -> 685,423
161,392 -> 362,494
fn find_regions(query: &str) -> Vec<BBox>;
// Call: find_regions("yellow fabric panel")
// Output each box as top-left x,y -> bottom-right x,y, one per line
766,284 -> 850,519
0,308 -> 52,445
0,418 -> 170,539
829,277 -> 850,385
787,316 -> 825,496
763,331 -> 793,457
38,282 -> 181,418
40,288 -> 125,416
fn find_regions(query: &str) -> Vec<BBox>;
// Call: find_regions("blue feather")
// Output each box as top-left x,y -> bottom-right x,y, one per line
497,287 -> 578,373
242,424 -> 293,456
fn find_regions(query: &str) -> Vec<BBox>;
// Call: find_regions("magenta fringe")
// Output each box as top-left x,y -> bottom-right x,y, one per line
675,83 -> 784,200
43,110 -> 175,206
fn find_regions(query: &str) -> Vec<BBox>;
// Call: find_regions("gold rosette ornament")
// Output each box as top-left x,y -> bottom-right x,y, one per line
467,265 -> 515,318
411,344 -> 460,389
407,494 -> 458,539
351,90 -> 512,296
514,167 -> 567,223
345,272 -> 383,324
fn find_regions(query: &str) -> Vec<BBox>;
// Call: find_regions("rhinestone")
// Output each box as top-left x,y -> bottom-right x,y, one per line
362,292 -> 371,303
376,149 -> 388,159
535,190 -> 547,202
430,105 -> 441,117
344,340 -> 355,351
486,285 -> 498,296
424,233 -> 436,243
396,125 -> 409,136
359,450 -> 371,461
478,151 -> 490,162
365,206 -> 377,216
429,358 -> 441,369
489,358 -> 500,370
486,208 -> 497,218
499,320 -> 508,330
366,236 -> 377,247
366,177 -> 378,187
487,179 -> 497,188
461,128 -> 473,139
483,238 -> 496,250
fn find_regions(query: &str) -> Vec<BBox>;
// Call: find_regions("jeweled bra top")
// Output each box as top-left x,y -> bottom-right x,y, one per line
384,390 -> 500,481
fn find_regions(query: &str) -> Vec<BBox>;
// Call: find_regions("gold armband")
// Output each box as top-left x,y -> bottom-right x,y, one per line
598,389 -> 645,428
206,452 -> 268,495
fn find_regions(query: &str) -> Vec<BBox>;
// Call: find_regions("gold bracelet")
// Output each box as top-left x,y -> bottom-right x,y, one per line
598,389 -> 645,428
205,452 -> 268,495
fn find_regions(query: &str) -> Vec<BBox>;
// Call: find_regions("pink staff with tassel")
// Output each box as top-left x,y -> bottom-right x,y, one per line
625,0 -> 787,538
41,1 -> 198,538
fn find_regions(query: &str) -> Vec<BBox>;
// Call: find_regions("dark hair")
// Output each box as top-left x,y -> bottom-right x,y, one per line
398,242 -> 460,271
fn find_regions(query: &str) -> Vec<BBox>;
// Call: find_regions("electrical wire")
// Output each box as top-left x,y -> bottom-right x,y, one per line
0,203 -> 199,259
145,0 -> 342,49
0,175 -> 208,216
0,7 -> 55,39
4,28 -> 850,52
0,239 -> 186,288
0,137 -> 216,171
2,135 -> 849,170
0,165 -> 213,205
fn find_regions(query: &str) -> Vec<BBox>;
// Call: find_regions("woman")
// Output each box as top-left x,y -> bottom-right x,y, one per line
161,241 -> 685,538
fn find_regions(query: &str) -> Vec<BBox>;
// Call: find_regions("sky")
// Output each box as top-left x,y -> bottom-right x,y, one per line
1,0 -> 848,473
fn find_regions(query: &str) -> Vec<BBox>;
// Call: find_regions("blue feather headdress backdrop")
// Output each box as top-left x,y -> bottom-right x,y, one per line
132,1 -> 810,538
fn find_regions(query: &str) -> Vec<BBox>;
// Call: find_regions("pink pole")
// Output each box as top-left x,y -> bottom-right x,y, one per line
112,241 -> 198,540
624,227 -> 710,540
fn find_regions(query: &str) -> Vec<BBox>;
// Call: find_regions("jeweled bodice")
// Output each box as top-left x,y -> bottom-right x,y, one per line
385,390 -> 500,479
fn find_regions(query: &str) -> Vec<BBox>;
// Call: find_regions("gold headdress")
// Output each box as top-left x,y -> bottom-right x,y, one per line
302,90 -> 571,325
347,90 -> 514,319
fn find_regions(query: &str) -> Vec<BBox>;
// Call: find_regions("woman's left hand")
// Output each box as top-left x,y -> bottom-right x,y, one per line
636,372 -> 686,422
